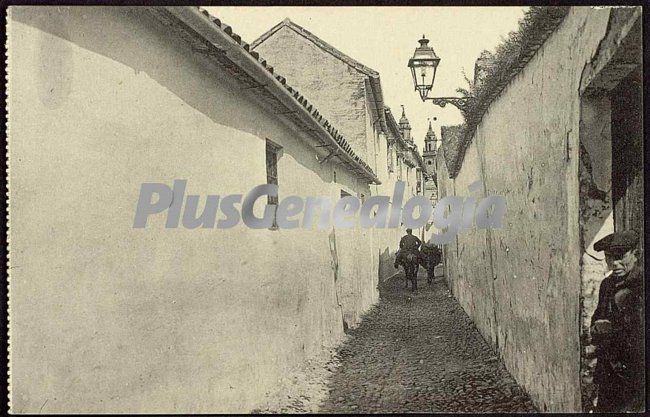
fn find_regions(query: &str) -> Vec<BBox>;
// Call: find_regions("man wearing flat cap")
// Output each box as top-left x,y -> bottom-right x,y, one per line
590,230 -> 644,412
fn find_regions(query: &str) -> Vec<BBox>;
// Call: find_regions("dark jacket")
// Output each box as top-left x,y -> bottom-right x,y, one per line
399,234 -> 422,254
591,266 -> 643,387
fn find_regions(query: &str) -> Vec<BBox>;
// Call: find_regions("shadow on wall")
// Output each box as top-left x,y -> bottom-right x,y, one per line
12,7 -> 339,188
378,246 -> 396,284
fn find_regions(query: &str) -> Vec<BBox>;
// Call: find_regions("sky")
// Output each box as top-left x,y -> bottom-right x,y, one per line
204,6 -> 527,152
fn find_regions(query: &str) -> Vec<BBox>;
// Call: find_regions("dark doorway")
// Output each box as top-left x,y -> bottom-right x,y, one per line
610,66 -> 643,244
578,9 -> 643,411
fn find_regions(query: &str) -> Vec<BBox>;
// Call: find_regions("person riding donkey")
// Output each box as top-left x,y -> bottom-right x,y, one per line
420,241 -> 441,285
394,228 -> 422,291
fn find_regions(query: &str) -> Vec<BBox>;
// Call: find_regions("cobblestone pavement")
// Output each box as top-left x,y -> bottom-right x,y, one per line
317,270 -> 538,413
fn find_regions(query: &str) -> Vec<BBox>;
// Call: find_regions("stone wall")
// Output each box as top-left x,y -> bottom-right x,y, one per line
8,7 -> 380,413
435,7 -> 617,412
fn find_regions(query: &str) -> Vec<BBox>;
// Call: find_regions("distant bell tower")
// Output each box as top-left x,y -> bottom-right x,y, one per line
422,118 -> 438,175
399,105 -> 412,143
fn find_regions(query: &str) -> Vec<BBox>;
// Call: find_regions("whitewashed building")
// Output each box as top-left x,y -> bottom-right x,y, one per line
9,6 -> 397,413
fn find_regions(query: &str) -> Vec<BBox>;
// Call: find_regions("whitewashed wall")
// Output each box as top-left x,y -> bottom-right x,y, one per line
8,6 -> 379,413
436,7 -> 614,412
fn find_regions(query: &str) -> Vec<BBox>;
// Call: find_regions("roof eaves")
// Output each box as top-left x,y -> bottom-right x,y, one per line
160,7 -> 380,185
384,107 -> 408,148
253,18 -> 387,134
414,150 -> 425,171
367,77 -> 387,134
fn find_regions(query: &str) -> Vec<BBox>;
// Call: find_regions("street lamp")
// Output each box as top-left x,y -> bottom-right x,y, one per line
408,35 -> 440,101
408,35 -> 473,113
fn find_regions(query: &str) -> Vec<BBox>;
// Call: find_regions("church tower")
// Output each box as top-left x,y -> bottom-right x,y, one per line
422,118 -> 438,176
398,105 -> 412,143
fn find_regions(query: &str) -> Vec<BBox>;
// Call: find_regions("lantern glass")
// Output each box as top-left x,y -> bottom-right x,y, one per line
408,36 -> 440,101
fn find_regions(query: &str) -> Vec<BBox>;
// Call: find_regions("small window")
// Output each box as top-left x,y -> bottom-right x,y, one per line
266,140 -> 281,204
266,140 -> 282,228
427,160 -> 432,165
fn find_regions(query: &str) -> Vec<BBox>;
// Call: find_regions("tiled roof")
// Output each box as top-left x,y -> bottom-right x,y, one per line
252,18 -> 388,134
384,107 -> 409,148
153,7 -> 380,184
412,147 -> 425,172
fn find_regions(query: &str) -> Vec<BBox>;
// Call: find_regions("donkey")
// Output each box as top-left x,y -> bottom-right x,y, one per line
394,250 -> 420,291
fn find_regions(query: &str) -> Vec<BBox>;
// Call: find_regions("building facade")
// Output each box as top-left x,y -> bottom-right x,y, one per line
8,6 -> 393,413
251,19 -> 426,264
422,120 -> 439,206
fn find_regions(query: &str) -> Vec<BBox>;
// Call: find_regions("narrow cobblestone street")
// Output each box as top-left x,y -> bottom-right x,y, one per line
317,270 -> 537,413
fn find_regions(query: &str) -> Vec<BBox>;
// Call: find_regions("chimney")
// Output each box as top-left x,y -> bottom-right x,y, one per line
474,50 -> 493,89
